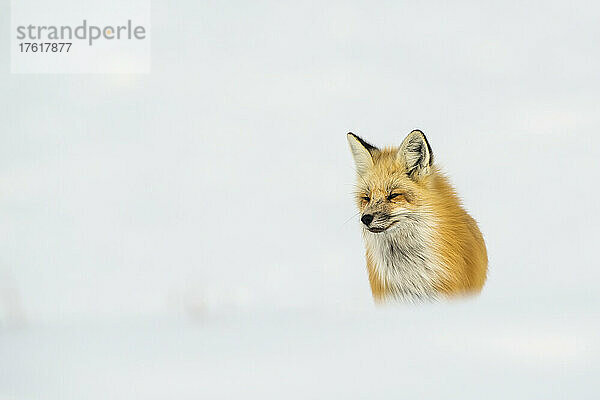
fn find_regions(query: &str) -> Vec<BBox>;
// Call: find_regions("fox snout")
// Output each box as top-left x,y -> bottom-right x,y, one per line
361,212 -> 392,233
361,214 -> 374,226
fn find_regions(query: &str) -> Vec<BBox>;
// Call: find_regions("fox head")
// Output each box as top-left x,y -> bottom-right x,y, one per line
347,130 -> 435,234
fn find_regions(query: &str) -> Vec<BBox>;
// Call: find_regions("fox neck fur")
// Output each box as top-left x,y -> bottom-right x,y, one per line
363,210 -> 442,302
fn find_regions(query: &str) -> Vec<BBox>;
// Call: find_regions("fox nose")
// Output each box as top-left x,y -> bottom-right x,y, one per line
361,214 -> 374,226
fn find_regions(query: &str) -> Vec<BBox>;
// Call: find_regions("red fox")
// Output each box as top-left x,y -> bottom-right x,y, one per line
347,130 -> 487,302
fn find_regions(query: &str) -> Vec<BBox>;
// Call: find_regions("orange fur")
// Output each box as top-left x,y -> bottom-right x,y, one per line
424,170 -> 488,295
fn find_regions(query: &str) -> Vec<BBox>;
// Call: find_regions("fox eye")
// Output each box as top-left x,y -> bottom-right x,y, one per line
387,193 -> 402,201
361,196 -> 370,202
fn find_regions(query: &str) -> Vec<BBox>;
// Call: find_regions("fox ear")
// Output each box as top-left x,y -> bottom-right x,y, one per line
398,130 -> 434,180
347,132 -> 377,176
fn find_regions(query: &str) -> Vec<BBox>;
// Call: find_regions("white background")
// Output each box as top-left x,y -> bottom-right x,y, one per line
1,0 -> 599,399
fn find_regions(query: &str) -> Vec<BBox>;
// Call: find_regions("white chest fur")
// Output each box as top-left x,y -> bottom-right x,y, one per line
363,223 -> 444,302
